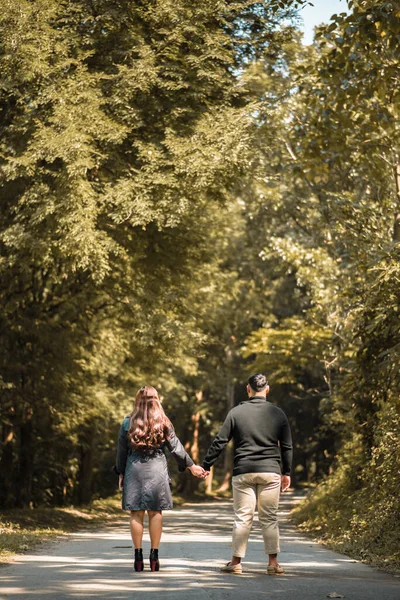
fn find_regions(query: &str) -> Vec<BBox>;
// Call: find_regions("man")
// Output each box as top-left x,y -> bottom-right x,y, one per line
202,373 -> 292,575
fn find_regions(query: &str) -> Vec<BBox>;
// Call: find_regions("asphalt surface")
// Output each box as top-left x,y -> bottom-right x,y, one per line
1,492 -> 399,600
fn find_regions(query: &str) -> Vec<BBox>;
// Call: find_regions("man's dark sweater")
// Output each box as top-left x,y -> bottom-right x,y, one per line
202,396 -> 292,476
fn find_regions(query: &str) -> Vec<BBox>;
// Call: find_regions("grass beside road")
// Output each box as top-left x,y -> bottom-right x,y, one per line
291,488 -> 400,575
0,496 -> 123,563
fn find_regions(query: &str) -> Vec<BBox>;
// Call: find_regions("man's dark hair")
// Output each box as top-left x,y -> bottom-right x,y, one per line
248,373 -> 268,392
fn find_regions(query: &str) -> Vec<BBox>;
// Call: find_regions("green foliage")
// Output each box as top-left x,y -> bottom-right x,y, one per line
243,318 -> 332,385
0,0 -> 302,506
293,400 -> 400,571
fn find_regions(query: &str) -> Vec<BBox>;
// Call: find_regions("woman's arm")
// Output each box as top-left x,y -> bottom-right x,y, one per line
165,426 -> 195,471
115,419 -> 129,476
165,429 -> 207,478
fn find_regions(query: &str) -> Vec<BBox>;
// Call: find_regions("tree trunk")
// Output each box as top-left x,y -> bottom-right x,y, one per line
180,390 -> 202,495
17,407 -> 34,507
217,381 -> 235,492
0,412 -> 16,507
393,160 -> 400,242
190,391 -> 202,463
76,427 -> 95,505
205,465 -> 214,495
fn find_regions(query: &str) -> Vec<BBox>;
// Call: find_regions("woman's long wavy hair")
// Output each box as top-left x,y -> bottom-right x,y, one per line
128,386 -> 171,449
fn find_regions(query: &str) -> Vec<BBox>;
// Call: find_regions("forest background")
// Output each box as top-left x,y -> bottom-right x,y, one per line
0,0 -> 399,570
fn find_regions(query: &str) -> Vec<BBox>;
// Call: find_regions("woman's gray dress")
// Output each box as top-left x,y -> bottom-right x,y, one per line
115,416 -> 194,511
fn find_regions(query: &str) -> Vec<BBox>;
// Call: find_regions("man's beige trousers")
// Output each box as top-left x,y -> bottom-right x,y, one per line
231,472 -> 281,557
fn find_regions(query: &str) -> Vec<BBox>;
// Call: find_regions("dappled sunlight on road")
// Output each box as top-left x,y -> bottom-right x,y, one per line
1,495 -> 398,600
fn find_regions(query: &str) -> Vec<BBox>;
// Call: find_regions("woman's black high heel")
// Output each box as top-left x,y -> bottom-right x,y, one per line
149,548 -> 160,571
134,548 -> 144,572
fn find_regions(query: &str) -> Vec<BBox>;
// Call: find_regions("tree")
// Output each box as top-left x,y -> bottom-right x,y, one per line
240,0 -> 400,562
0,0 -> 305,506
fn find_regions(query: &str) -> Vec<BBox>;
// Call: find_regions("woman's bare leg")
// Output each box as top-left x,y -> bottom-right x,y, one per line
130,510 -> 145,548
148,510 -> 162,549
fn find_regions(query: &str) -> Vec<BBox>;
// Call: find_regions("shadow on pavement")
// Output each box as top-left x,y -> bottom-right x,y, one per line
0,493 -> 399,600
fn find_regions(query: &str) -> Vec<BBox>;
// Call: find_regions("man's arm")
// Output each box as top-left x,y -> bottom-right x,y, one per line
280,414 -> 293,483
202,412 -> 234,471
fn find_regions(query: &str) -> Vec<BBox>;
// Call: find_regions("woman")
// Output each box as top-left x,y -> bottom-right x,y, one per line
115,385 -> 206,572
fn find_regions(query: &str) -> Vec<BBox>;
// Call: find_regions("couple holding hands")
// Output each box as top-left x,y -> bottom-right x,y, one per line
115,373 -> 292,574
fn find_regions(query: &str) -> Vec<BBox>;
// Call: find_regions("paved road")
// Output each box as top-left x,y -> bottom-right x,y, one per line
1,493 -> 399,600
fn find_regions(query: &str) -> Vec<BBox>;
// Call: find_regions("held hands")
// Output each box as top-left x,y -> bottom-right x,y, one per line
188,464 -> 208,479
281,474 -> 291,492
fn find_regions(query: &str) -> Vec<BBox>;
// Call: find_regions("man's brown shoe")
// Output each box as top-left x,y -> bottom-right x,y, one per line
220,561 -> 243,574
